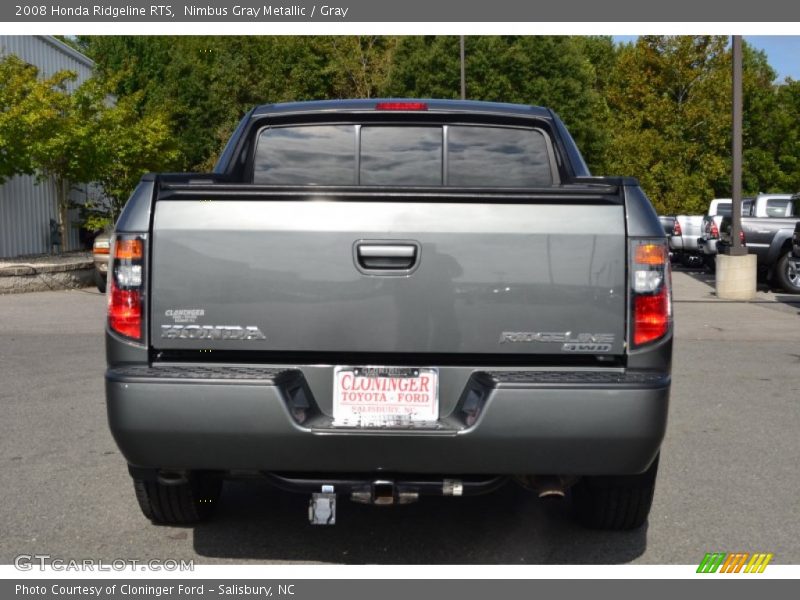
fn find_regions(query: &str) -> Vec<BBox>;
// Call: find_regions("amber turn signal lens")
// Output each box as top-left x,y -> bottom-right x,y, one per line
114,239 -> 143,260
634,243 -> 667,265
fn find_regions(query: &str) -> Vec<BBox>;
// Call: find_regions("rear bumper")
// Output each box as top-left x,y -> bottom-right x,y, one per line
106,365 -> 670,476
93,257 -> 108,274
698,238 -> 718,255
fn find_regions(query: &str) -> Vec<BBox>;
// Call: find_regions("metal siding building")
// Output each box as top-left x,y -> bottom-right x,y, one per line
0,36 -> 96,257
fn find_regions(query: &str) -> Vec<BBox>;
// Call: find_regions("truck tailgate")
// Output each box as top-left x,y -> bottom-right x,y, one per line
150,193 -> 627,356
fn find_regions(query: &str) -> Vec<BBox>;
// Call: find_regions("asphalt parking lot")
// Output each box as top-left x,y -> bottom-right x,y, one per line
1,269 -> 798,565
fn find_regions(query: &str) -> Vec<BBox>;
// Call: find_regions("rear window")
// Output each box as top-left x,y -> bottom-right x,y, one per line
360,126 -> 442,185
253,125 -> 355,185
253,124 -> 553,186
715,203 -> 731,217
765,198 -> 791,218
447,126 -> 552,186
715,199 -> 753,217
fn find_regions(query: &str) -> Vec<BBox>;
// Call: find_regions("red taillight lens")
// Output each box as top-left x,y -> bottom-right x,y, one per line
672,220 -> 681,236
739,229 -> 746,244
633,288 -> 670,346
108,280 -> 141,339
107,234 -> 145,342
710,221 -> 719,239
630,239 -> 672,348
375,101 -> 428,111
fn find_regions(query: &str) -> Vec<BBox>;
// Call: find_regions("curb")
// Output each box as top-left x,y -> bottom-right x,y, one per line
0,261 -> 95,294
0,260 -> 94,277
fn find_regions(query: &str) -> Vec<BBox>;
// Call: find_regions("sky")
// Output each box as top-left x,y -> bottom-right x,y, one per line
613,36 -> 800,82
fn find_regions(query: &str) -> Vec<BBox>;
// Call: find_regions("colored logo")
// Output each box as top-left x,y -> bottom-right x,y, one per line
697,552 -> 774,573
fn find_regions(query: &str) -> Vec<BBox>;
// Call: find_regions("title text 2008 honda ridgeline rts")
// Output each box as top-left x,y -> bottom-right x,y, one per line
105,100 -> 672,530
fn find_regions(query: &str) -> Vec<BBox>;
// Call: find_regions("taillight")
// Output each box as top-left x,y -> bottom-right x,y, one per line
630,239 -> 672,348
709,221 -> 719,239
93,240 -> 110,255
108,234 -> 146,342
672,220 -> 682,236
739,229 -> 746,245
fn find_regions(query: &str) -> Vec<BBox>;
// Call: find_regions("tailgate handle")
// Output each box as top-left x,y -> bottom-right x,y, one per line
356,243 -> 418,270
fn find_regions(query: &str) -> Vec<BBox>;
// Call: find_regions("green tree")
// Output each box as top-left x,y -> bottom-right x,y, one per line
385,36 -> 612,171
604,36 -> 732,214
79,36 -> 384,170
78,82 -> 180,230
2,52 -> 178,238
0,55 -> 73,184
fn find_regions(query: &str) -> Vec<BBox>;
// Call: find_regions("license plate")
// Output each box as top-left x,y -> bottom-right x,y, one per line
332,366 -> 439,427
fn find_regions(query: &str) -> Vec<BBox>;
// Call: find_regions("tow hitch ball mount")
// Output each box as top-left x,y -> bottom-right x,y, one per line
309,485 -> 336,525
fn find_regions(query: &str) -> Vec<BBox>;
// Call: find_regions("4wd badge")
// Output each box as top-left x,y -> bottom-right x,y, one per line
499,331 -> 615,353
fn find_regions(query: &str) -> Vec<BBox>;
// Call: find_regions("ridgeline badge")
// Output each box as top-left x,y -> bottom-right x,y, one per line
499,331 -> 615,353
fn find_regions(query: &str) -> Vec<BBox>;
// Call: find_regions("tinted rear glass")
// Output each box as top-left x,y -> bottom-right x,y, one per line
361,126 -> 442,185
253,125 -> 355,185
716,200 -> 753,217
765,198 -> 791,218
253,124 -> 553,186
716,203 -> 732,216
448,126 -> 552,186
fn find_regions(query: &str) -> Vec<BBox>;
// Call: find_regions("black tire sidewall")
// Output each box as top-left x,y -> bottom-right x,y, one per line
776,252 -> 800,293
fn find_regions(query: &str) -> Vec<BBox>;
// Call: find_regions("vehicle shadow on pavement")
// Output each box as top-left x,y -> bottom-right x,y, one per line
190,480 -> 648,564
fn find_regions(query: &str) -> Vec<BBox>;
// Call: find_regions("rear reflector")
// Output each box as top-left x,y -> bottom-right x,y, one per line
375,102 -> 429,111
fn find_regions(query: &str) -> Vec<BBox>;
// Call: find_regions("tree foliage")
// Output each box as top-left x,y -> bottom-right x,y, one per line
385,36 -> 613,171
0,53 -> 178,234
7,35 -> 800,223
0,55 -> 73,184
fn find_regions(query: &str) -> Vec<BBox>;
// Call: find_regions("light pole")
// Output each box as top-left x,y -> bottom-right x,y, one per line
460,35 -> 466,100
716,34 -> 757,300
730,35 -> 746,256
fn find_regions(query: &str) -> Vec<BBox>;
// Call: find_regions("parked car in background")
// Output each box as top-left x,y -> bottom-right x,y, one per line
791,221 -> 800,284
658,215 -> 676,236
698,197 -> 754,270
752,193 -> 796,218
92,230 -> 111,293
672,215 -> 704,266
658,215 -> 679,262
719,195 -> 800,292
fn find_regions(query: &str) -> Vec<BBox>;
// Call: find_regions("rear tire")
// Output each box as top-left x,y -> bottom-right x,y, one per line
571,454 -> 659,530
133,473 -> 222,525
774,251 -> 800,294
94,270 -> 106,293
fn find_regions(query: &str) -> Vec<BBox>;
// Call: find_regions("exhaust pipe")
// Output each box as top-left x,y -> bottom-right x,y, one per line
350,480 -> 420,505
516,475 -> 568,499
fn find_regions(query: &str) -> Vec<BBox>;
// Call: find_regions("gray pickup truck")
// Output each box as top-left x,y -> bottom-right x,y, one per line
105,99 -> 672,531
719,196 -> 800,293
